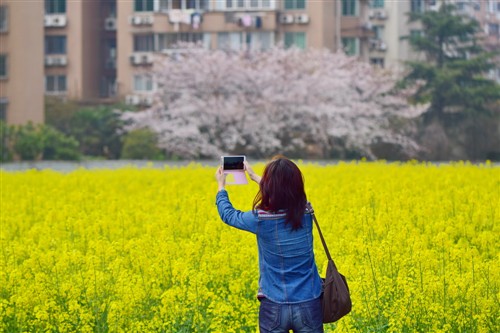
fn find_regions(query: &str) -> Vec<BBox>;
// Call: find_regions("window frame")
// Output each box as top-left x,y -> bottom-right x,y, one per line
341,37 -> 359,56
284,32 -> 306,49
45,0 -> 66,14
45,75 -> 67,93
410,0 -> 424,13
133,74 -> 155,92
342,0 -> 358,16
0,54 -> 7,79
0,6 -> 8,33
220,0 -> 276,10
135,0 -> 154,12
0,100 -> 6,122
284,0 -> 306,10
369,0 -> 384,8
133,34 -> 155,52
158,32 -> 205,50
45,35 -> 67,55
158,0 -> 210,11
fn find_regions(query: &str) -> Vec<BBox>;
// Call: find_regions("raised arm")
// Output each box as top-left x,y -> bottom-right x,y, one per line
244,161 -> 261,184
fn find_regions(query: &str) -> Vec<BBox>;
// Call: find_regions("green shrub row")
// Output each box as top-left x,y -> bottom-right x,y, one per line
0,121 -> 81,162
1,98 -> 165,162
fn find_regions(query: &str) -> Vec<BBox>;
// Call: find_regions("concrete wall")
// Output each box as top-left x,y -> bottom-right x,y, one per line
0,0 -> 44,124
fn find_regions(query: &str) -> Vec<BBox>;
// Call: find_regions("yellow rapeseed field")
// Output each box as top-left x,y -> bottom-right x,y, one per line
0,162 -> 498,332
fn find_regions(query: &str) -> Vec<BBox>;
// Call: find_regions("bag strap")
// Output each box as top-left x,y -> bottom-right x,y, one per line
308,203 -> 338,270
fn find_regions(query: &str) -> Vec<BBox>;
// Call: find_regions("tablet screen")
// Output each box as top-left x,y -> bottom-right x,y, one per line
223,156 -> 245,170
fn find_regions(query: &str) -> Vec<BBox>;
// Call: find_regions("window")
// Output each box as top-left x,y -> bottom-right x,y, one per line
217,32 -> 273,51
410,0 -> 423,13
45,36 -> 67,54
369,0 -> 384,8
342,37 -> 359,56
134,34 -> 155,52
373,25 -> 384,39
135,0 -> 154,12
223,0 -> 275,10
0,54 -> 6,78
158,33 -> 205,50
159,0 -> 210,11
284,0 -> 305,10
0,6 -> 7,32
284,32 -> 306,49
370,58 -> 384,68
218,32 -> 244,50
342,0 -> 358,16
410,29 -> 423,38
134,75 -> 154,92
45,0 -> 66,14
488,23 -> 499,36
46,75 -> 67,93
0,100 -> 6,121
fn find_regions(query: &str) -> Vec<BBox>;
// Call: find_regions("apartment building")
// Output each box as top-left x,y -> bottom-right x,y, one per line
0,0 -> 44,124
453,0 -> 500,81
119,0 -> 374,105
364,0 -> 500,71
44,0 -> 117,101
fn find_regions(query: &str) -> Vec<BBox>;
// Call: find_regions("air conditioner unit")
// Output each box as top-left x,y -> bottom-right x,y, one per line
279,14 -> 294,24
141,15 -> 154,25
51,15 -> 67,27
130,16 -> 143,25
130,53 -> 153,65
378,42 -> 387,51
295,14 -> 310,24
368,10 -> 375,19
363,21 -> 373,30
45,57 -> 54,66
375,10 -> 387,20
52,56 -> 67,66
130,54 -> 140,65
126,95 -> 141,105
142,53 -> 154,64
105,17 -> 117,31
141,96 -> 153,106
45,56 -> 67,66
44,16 -> 53,27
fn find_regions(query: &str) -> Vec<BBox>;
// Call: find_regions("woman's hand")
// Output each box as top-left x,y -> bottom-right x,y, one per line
244,161 -> 261,184
215,167 -> 226,191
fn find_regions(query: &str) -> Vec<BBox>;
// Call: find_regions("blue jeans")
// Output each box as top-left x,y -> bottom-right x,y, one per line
259,297 -> 324,333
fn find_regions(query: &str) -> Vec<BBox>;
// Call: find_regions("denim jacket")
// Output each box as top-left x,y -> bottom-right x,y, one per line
216,189 -> 323,304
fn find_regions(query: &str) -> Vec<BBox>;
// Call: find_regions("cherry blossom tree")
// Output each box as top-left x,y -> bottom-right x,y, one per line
121,46 -> 427,160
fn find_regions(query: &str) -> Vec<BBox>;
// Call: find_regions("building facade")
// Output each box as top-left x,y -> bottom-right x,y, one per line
1,0 -> 497,124
364,0 -> 500,71
119,0 -> 374,105
0,0 -> 44,124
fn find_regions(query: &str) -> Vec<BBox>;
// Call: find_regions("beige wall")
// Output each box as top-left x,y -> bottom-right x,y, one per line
0,0 -> 44,125
117,1 -> 134,97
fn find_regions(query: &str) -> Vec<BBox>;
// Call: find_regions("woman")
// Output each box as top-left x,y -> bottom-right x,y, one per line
215,156 -> 323,333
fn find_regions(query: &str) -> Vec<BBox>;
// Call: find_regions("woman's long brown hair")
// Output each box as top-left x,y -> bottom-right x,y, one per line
253,156 -> 307,230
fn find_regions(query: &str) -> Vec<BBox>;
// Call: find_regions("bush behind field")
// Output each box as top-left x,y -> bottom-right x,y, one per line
0,162 -> 498,332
